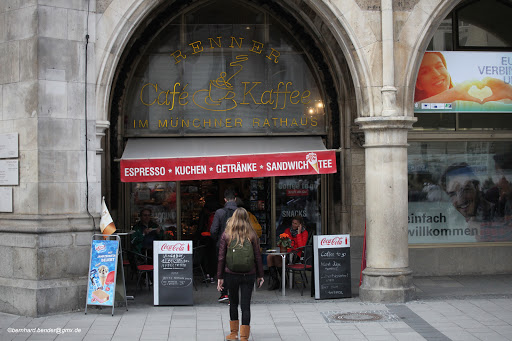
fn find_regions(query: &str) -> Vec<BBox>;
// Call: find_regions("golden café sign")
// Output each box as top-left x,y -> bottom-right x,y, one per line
127,35 -> 326,135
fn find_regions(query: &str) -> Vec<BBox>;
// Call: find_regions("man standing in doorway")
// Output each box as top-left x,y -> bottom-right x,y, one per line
211,188 -> 238,303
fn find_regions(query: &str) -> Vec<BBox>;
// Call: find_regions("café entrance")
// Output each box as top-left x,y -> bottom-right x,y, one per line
120,136 -> 333,249
125,174 -> 324,250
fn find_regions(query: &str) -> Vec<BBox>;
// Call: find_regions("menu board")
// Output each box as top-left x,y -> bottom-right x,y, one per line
153,240 -> 193,305
313,234 -> 351,299
86,240 -> 119,307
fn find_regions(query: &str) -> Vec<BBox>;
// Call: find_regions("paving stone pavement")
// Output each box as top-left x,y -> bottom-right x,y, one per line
1,275 -> 511,341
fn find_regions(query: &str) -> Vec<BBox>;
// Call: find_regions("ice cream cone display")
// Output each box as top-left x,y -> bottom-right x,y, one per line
86,240 -> 120,309
102,223 -> 116,235
100,197 -> 116,235
306,152 -> 320,173
97,265 -> 109,288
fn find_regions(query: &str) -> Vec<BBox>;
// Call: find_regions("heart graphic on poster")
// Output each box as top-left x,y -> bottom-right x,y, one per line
468,85 -> 492,101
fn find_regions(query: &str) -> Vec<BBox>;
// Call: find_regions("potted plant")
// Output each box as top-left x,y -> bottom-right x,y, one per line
277,233 -> 292,253
163,230 -> 175,240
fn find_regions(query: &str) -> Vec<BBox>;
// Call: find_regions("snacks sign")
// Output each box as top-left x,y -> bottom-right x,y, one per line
414,51 -> 512,113
121,150 -> 336,182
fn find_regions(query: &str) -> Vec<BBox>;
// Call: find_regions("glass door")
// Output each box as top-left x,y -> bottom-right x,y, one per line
275,175 -> 321,242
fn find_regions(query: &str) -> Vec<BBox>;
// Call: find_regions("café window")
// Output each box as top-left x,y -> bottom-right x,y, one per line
123,0 -> 327,137
129,182 -> 177,239
275,175 -> 321,237
407,141 -> 512,244
427,0 -> 512,51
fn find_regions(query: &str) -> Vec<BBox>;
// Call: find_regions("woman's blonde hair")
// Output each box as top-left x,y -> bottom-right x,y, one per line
224,207 -> 256,247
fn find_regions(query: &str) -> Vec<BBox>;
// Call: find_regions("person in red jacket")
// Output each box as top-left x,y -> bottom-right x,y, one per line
267,216 -> 308,290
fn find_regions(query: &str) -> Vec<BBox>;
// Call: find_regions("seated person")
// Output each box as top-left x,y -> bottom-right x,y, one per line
131,208 -> 163,256
266,216 -> 308,290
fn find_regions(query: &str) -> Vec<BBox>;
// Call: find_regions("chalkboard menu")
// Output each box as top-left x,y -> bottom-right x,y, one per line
313,235 -> 351,299
153,241 -> 193,305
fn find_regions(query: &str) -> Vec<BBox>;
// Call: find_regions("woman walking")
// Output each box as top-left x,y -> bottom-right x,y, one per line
217,208 -> 264,341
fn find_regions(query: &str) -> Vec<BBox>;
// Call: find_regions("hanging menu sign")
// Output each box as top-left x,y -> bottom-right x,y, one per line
313,234 -> 351,299
0,160 -> 18,185
153,240 -> 193,305
0,133 -> 18,158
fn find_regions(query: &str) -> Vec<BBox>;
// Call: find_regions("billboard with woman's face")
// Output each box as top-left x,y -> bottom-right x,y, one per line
414,51 -> 512,113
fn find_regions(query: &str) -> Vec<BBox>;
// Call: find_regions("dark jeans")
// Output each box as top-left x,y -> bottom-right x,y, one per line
224,273 -> 256,325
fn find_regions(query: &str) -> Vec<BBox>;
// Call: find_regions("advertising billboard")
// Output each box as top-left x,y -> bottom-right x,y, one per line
414,51 -> 512,113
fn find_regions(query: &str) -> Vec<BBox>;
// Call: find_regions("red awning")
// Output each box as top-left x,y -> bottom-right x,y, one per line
120,137 -> 337,182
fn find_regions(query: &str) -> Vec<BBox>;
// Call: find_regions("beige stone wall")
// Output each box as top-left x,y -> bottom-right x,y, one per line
0,0 -> 99,316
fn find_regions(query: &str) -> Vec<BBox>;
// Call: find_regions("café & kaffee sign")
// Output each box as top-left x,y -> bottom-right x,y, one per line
125,32 -> 326,136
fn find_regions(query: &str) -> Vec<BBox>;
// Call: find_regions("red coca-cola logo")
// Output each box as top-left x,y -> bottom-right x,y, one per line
320,237 -> 346,246
161,243 -> 186,252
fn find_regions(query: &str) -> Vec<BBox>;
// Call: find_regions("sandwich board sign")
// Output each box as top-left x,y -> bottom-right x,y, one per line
85,235 -> 124,315
154,240 -> 193,305
313,234 -> 352,299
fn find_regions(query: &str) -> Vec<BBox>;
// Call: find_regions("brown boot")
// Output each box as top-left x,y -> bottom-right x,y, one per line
226,320 -> 239,340
240,325 -> 250,341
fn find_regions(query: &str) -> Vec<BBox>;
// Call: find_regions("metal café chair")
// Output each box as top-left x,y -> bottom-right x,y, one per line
125,250 -> 154,292
285,245 -> 313,296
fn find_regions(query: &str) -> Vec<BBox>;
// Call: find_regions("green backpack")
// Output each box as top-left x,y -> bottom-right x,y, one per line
226,239 -> 254,273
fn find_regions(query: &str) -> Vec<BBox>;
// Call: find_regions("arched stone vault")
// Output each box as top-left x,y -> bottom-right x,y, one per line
94,0 -> 371,126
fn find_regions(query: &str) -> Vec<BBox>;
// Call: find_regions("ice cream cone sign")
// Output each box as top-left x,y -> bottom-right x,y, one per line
100,197 -> 116,236
306,152 -> 320,174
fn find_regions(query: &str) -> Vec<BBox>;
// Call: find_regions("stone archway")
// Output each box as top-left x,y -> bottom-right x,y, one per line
95,0 -> 369,227
94,0 -> 369,127
401,0 -> 464,116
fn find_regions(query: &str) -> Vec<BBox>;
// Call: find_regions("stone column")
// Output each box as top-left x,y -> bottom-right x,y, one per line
355,116 -> 416,302
0,1 -> 99,316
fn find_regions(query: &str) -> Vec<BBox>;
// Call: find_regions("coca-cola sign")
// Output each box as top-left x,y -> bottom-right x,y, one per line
157,240 -> 193,254
153,240 -> 193,305
313,234 -> 352,299
161,243 -> 185,252
318,235 -> 350,248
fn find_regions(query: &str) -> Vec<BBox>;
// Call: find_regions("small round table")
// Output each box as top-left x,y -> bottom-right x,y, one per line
263,250 -> 292,296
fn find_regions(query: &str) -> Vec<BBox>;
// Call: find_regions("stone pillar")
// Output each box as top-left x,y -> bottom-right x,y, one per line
0,1 -> 99,316
355,116 -> 416,302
